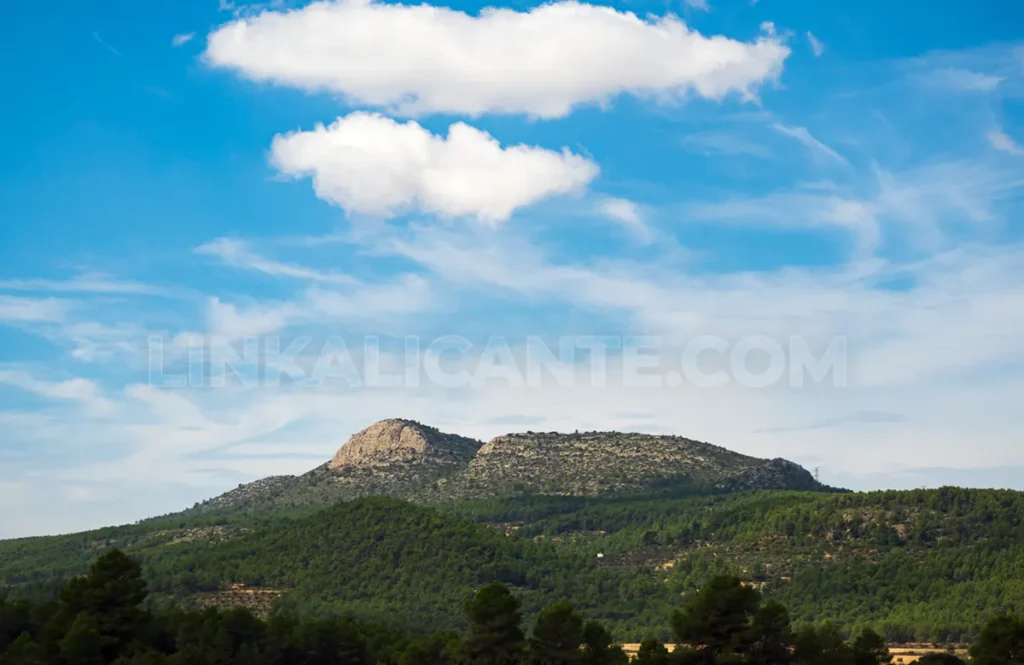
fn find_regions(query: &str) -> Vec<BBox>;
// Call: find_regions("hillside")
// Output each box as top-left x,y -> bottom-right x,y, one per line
4,487 -> 1023,643
145,497 -> 644,631
3,421 -> 1020,644
195,419 -> 824,512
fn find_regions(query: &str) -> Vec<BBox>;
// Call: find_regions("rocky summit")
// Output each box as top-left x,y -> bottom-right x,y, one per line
196,419 -> 822,512
329,418 -> 482,470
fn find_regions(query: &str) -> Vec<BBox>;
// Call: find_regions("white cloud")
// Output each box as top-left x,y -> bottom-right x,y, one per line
0,274 -> 164,296
205,297 -> 295,339
304,275 -> 431,320
198,272 -> 433,340
988,129 -> 1024,156
0,295 -> 69,323
919,67 -> 1003,92
684,192 -> 879,252
681,130 -> 771,158
91,32 -> 121,57
679,157 -> 1019,254
772,122 -> 849,165
171,32 -> 195,47
270,113 -> 598,223
598,198 -> 652,241
196,238 -> 358,283
57,322 -> 151,364
806,31 -> 824,57
684,0 -> 710,11
205,0 -> 789,117
377,223 -> 1024,387
0,370 -> 116,417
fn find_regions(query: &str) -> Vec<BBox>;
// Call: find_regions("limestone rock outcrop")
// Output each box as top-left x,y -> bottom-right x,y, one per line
329,419 -> 481,470
195,419 -> 822,512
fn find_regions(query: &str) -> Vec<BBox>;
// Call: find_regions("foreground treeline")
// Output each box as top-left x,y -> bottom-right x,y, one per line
3,551 -> 1024,665
5,490 -> 1024,643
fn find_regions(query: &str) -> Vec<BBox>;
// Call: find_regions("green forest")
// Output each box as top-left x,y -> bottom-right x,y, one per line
4,549 -> 1023,665
2,487 -> 1023,644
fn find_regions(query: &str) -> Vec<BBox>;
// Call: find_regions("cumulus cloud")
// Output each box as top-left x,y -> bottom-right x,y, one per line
270,113 -> 598,223
205,0 -> 789,117
171,33 -> 195,47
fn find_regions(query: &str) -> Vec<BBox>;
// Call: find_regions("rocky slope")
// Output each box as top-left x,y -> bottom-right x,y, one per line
195,419 -> 821,512
437,430 -> 818,499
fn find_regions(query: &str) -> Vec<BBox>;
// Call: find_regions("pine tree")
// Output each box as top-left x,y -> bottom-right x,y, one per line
59,612 -> 104,665
671,575 -> 762,664
853,628 -> 892,665
580,621 -> 627,665
529,602 -> 583,665
970,615 -> 1024,665
633,639 -> 671,665
464,582 -> 526,665
4,633 -> 44,665
60,549 -> 149,662
747,600 -> 793,665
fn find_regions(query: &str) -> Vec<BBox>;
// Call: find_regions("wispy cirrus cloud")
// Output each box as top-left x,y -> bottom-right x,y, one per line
171,32 -> 195,47
988,128 -> 1024,156
196,238 -> 358,284
681,130 -> 772,158
0,295 -> 70,323
0,369 -> 116,417
806,32 -> 824,57
195,274 -> 433,340
753,410 -> 907,434
91,32 -> 122,57
917,67 -> 1003,92
598,198 -> 652,242
771,122 -> 849,165
0,274 -> 165,296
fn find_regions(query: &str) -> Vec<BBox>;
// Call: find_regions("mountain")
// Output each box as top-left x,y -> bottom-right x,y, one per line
7,418 -> 1021,644
197,419 -> 823,512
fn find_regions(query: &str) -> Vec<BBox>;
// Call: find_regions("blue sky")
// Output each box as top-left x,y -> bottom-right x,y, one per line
2,0 -> 1024,537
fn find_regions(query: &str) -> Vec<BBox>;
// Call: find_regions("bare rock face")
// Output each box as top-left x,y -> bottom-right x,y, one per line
731,458 -> 819,491
440,430 -> 803,499
195,419 -> 822,512
329,419 -> 481,470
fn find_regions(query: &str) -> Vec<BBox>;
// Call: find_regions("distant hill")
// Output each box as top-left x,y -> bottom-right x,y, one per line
196,418 -> 826,512
4,418 -> 1022,644
4,487 -> 1023,643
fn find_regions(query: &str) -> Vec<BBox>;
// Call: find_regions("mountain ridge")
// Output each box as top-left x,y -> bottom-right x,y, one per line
196,419 -> 825,512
